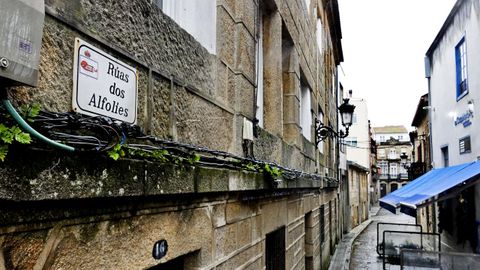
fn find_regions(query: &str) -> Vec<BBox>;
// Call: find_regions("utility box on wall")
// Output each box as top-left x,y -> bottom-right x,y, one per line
0,0 -> 44,87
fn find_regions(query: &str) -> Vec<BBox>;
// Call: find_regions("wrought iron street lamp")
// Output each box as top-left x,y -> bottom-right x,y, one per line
315,98 -> 356,143
400,152 -> 412,180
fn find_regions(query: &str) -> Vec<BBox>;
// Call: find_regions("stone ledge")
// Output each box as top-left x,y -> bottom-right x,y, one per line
0,148 -> 321,202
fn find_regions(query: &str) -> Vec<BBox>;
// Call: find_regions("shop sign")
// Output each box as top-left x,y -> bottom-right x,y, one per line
454,110 -> 473,128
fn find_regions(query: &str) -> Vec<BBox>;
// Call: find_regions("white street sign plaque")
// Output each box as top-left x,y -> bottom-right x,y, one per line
73,38 -> 137,124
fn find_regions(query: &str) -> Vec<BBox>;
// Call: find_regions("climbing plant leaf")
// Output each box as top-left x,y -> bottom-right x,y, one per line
0,124 -> 14,144
20,103 -> 41,122
0,145 -> 8,162
107,143 -> 124,161
108,151 -> 120,161
14,131 -> 31,144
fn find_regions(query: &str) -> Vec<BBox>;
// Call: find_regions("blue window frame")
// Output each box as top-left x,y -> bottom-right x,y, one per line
455,37 -> 468,100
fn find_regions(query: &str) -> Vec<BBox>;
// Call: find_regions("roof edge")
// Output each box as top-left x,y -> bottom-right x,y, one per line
347,161 -> 369,172
425,0 -> 465,57
411,94 -> 428,127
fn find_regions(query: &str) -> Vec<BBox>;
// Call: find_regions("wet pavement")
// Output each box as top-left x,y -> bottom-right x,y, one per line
349,208 -> 415,270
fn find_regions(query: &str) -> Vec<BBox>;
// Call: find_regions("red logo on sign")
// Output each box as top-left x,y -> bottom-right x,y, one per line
84,50 -> 91,58
80,60 -> 97,73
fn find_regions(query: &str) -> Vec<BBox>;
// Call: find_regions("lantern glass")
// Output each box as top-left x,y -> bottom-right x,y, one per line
338,99 -> 355,128
341,111 -> 353,127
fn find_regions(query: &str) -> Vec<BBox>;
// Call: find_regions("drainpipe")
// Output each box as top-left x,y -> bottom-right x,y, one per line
425,55 -> 437,234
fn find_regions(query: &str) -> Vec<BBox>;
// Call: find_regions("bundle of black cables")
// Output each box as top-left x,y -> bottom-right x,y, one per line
3,104 -> 323,182
30,110 -> 140,152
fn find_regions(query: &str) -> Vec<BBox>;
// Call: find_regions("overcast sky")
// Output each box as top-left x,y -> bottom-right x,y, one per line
338,0 -> 457,130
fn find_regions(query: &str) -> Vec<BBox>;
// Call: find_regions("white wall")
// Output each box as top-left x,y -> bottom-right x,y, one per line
162,0 -> 216,54
346,98 -> 370,169
429,0 -> 480,168
255,13 -> 264,127
300,85 -> 312,141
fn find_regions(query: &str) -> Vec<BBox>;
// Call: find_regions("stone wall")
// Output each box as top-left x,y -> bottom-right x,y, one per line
12,0 -> 232,152
4,0 -> 341,174
0,0 -> 344,269
347,164 -> 369,229
0,189 -> 339,270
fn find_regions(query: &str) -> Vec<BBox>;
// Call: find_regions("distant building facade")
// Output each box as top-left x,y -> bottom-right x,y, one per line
373,125 -> 410,144
374,126 -> 412,198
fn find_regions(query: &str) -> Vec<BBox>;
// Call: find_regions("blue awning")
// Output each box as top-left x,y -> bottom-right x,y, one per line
379,161 -> 480,216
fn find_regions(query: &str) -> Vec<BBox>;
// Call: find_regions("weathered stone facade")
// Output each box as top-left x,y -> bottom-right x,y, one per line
410,94 -> 434,234
0,0 -> 344,269
346,161 -> 369,230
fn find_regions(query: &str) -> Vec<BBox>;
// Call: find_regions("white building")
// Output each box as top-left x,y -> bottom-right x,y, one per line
425,0 -> 480,252
426,0 -> 479,168
373,125 -> 409,143
345,98 -> 370,169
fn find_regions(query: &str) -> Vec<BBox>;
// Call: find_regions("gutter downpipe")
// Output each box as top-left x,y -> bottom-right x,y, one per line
425,55 -> 436,233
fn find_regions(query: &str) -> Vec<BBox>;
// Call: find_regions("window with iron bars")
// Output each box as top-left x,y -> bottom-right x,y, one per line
459,136 -> 471,154
320,205 -> 325,244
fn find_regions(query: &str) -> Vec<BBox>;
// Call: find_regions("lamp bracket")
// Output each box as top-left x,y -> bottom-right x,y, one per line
315,118 -> 349,144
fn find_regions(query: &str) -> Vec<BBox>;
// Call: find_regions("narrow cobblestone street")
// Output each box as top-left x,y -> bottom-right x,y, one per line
349,208 -> 416,270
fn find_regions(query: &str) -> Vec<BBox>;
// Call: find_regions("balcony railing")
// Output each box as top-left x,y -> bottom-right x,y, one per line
379,173 -> 409,181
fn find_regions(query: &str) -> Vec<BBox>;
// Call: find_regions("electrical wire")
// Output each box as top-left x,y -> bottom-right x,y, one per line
2,99 -> 75,152
0,102 -> 327,182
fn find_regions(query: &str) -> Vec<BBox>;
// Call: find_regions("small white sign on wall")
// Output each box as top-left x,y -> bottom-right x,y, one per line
73,38 -> 137,124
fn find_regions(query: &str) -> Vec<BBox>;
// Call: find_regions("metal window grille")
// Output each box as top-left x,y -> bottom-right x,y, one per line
459,136 -> 471,154
305,212 -> 314,270
266,226 -> 285,270
329,201 -> 332,252
320,205 -> 325,244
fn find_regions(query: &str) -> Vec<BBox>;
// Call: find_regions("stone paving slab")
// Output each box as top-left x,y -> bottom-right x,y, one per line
328,206 -> 381,270
349,208 -> 415,270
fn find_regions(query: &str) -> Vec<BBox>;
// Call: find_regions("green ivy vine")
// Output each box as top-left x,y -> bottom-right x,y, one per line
263,164 -> 282,178
107,143 -> 283,181
241,162 -> 283,179
0,103 -> 40,161
107,143 -> 202,167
